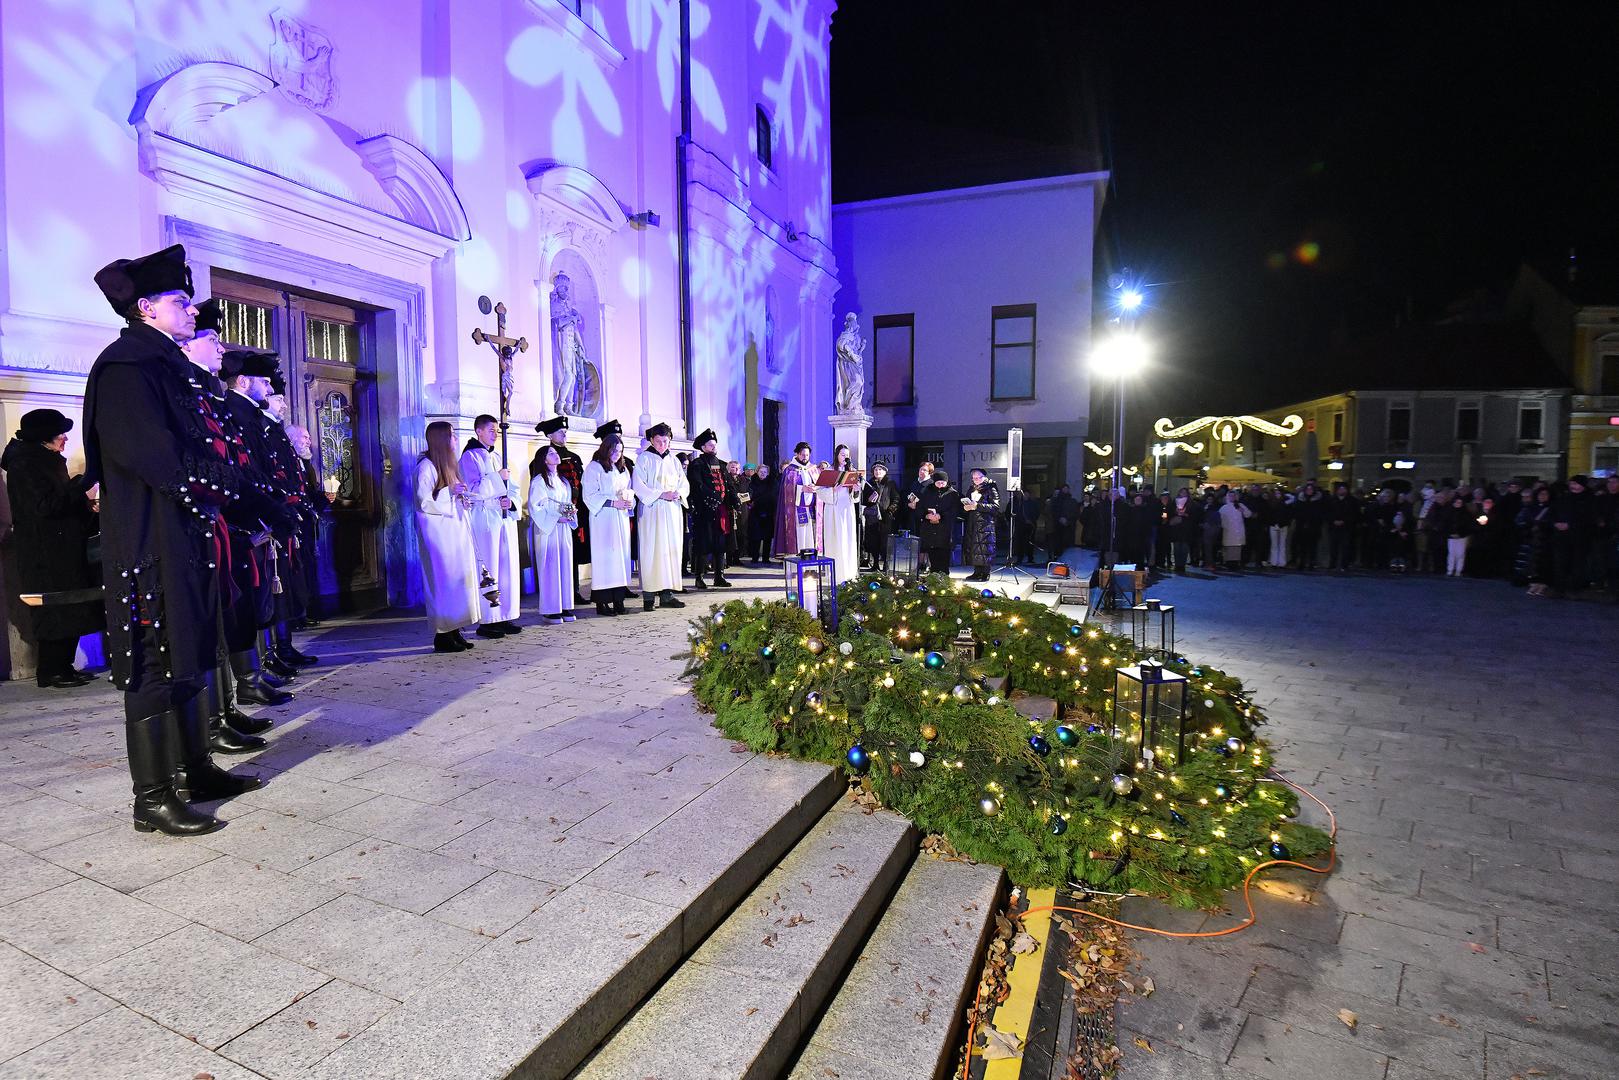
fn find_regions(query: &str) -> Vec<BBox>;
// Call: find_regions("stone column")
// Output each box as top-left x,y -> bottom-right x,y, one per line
830,410 -> 873,470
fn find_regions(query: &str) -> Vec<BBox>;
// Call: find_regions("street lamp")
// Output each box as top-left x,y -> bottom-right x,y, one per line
1089,332 -> 1150,611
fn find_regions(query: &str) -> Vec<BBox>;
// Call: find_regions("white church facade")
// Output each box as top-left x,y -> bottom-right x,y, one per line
0,0 -> 839,612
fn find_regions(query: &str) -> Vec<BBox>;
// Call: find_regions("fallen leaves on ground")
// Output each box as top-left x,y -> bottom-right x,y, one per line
1132,1035 -> 1154,1053
1011,931 -> 1040,955
980,1024 -> 1023,1060
1337,1008 -> 1358,1031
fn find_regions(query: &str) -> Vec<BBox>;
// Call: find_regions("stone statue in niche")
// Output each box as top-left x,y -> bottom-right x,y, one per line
550,272 -> 601,418
764,287 -> 780,374
834,312 -> 867,415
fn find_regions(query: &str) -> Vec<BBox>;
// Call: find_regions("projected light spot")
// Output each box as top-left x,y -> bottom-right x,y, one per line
1294,241 -> 1321,265
406,76 -> 483,162
507,190 -> 532,230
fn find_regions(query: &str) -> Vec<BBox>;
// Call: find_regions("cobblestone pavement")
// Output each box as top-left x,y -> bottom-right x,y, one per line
0,568 -> 793,1078
1107,569 -> 1617,1080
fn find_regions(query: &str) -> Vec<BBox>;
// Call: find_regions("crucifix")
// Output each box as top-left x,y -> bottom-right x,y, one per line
470,295 -> 529,467
470,295 -> 528,517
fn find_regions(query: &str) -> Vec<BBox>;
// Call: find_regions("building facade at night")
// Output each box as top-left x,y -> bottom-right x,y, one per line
0,0 -> 839,615
830,173 -> 1105,496
1509,261 -> 1619,479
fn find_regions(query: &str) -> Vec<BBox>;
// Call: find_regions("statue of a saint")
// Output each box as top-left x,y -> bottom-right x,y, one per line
834,312 -> 866,415
551,273 -> 592,416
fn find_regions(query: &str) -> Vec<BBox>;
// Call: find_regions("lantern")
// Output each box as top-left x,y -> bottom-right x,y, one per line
1112,662 -> 1189,769
951,627 -> 980,662
784,553 -> 838,630
1129,599 -> 1176,659
886,531 -> 921,579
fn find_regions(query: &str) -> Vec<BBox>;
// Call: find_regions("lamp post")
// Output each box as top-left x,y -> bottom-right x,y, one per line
1090,332 -> 1149,610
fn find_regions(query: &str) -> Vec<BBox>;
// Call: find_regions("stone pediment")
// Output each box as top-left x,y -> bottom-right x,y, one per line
130,60 -> 469,257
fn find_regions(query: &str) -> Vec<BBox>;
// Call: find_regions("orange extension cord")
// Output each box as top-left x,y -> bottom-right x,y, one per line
961,771 -> 1338,1079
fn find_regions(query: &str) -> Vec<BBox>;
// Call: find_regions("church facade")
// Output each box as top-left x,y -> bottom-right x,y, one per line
0,0 -> 839,612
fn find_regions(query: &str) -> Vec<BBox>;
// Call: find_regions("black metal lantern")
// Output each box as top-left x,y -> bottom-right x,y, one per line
887,532 -> 921,578
951,627 -> 980,662
1130,599 -> 1176,659
1112,662 -> 1190,769
784,553 -> 838,630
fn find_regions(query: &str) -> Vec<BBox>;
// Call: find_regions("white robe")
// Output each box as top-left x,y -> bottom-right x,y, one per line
583,460 -> 634,591
459,444 -> 521,623
527,474 -> 576,616
413,458 -> 480,632
816,482 -> 860,584
633,449 -> 689,593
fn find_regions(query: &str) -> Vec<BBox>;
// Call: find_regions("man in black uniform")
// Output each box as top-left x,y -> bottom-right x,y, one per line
685,429 -> 734,589
86,246 -> 270,835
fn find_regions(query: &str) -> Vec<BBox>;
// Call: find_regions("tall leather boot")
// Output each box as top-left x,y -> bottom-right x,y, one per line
216,662 -> 272,735
171,690 -> 266,803
273,621 -> 319,667
712,552 -> 733,588
230,648 -> 292,706
261,629 -> 299,682
202,668 -> 265,754
127,712 -> 221,835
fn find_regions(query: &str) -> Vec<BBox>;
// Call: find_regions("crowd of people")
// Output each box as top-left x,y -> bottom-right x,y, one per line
1059,478 -> 1619,597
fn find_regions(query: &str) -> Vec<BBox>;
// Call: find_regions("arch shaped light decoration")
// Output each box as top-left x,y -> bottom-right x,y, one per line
1083,442 -> 1115,457
1154,414 -> 1304,443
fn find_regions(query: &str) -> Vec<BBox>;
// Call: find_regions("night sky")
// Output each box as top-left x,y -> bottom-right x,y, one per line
831,3 -> 1619,428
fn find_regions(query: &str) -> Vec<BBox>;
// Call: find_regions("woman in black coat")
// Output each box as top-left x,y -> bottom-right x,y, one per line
914,470 -> 961,574
860,462 -> 899,571
1,410 -> 103,687
961,468 -> 1000,580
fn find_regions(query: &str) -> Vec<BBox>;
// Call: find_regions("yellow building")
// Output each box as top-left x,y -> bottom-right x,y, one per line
1509,260 -> 1619,478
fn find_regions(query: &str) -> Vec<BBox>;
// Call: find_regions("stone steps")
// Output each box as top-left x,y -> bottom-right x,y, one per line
789,855 -> 1006,1080
574,802 -> 919,1080
304,756 -> 843,1080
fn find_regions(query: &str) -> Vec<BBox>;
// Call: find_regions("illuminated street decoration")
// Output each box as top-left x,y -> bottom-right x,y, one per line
1083,441 -> 1114,456
1154,414 -> 1304,443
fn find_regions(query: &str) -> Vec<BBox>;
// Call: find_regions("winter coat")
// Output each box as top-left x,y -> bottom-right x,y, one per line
0,439 -> 103,641
962,479 -> 1000,564
915,482 -> 961,550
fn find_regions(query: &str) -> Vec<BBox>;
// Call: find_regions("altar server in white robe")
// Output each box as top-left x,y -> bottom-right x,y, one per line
581,423 -> 635,617
527,444 -> 577,625
459,414 -> 522,638
633,422 -> 689,611
414,421 -> 481,652
816,443 -> 861,584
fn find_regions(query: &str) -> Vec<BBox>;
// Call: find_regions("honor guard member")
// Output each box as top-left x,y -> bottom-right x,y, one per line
180,305 -> 279,754
632,422 -> 688,610
255,373 -> 319,671
535,415 -> 588,603
220,348 -> 300,705
461,414 -> 523,637
86,245 -> 270,835
685,428 -> 734,589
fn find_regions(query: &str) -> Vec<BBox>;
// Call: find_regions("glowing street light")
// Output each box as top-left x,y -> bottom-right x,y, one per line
1090,333 -> 1151,379
1120,288 -> 1144,312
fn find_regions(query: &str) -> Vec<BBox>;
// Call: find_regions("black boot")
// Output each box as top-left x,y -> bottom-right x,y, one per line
596,600 -> 611,616
230,649 -> 293,706
433,631 -> 461,652
613,596 -> 628,615
712,555 -> 733,588
202,669 -> 265,754
660,590 -> 686,609
127,712 -> 221,835
691,575 -> 709,590
476,623 -> 508,639
273,621 -> 319,666
262,650 -> 299,682
171,692 -> 266,803
643,593 -> 657,612
216,662 -> 271,735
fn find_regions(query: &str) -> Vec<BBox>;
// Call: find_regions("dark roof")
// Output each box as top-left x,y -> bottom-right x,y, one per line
1523,251 -> 1619,307
1312,321 -> 1570,395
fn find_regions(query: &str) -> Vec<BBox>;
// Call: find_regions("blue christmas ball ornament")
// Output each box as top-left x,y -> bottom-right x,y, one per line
1028,735 -> 1051,756
1269,841 -> 1290,860
992,638 -> 1002,647
869,580 -> 882,591
1169,809 -> 1188,827
1085,724 -> 1102,734
718,642 -> 730,654
1190,666 -> 1204,677
924,651 -> 945,669
845,745 -> 870,772
1051,641 -> 1065,655
1213,742 -> 1232,757
1049,815 -> 1068,836
917,583 -> 929,593
759,645 -> 774,659
1054,725 -> 1079,747
981,588 -> 994,598
1213,782 -> 1230,800
1068,625 -> 1083,637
